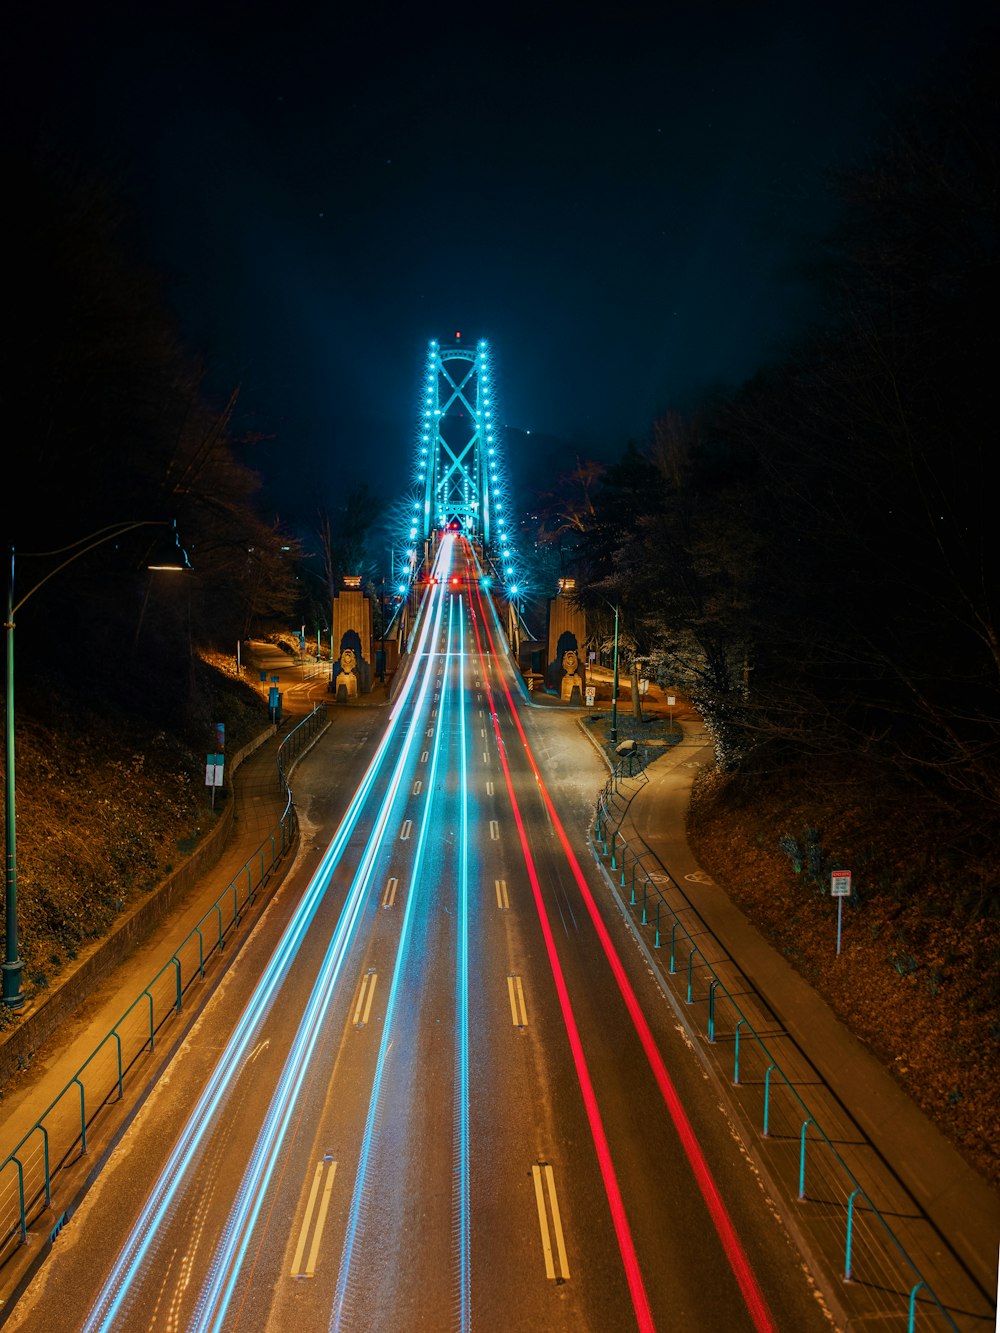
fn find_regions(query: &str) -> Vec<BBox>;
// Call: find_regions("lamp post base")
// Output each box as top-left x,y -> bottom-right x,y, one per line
2,958 -> 24,1009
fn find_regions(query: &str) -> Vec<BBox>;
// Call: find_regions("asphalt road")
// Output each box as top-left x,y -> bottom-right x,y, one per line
6,537 -> 830,1332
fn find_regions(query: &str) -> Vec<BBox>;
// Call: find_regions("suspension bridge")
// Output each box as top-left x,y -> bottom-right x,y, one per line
397,334 -> 521,600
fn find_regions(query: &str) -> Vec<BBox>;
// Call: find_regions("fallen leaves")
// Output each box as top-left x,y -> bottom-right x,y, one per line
688,766 -> 1000,1187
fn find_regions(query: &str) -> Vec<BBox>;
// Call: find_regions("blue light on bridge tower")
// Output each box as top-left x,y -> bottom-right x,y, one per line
402,336 -> 519,596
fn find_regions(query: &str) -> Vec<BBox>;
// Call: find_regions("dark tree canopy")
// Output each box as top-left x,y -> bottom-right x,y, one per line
571,54 -> 999,833
3,147 -> 299,722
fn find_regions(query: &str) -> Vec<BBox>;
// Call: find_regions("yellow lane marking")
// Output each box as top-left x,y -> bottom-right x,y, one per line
412,780 -> 422,795
382,877 -> 398,908
507,975 -> 528,1028
486,780 -> 494,796
291,1158 -> 337,1278
495,879 -> 509,910
354,971 -> 378,1027
489,820 -> 500,841
400,820 -> 412,840
531,1163 -> 570,1281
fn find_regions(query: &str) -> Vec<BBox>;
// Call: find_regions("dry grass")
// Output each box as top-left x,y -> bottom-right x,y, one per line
687,764 -> 1000,1187
0,650 -> 268,1018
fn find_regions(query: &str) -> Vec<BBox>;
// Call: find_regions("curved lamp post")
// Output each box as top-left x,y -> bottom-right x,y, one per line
4,521 -> 189,1009
592,596 -> 621,745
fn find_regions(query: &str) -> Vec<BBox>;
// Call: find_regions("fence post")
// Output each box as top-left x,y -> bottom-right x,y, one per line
641,882 -> 648,926
72,1077 -> 87,1154
763,1063 -> 776,1136
39,1125 -> 51,1206
687,948 -> 695,1003
654,900 -> 661,949
12,1158 -> 26,1244
734,1019 -> 744,1084
798,1117 -> 814,1199
172,956 -> 182,1013
708,979 -> 718,1041
669,921 -> 677,974
908,1281 -> 926,1333
845,1188 -> 860,1281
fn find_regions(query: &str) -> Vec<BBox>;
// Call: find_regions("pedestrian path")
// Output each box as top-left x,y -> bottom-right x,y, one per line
594,729 -> 999,1331
0,643 -> 333,1308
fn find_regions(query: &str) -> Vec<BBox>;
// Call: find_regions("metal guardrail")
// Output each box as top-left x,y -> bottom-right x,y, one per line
593,758 -> 962,1333
0,704 -> 328,1271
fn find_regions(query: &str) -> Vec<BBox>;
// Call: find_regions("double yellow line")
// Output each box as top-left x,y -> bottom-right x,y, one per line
532,1162 -> 570,1281
291,1158 -> 337,1279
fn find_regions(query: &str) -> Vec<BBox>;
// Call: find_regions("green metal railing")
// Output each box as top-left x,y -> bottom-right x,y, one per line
0,704 -> 328,1269
594,759 -> 966,1332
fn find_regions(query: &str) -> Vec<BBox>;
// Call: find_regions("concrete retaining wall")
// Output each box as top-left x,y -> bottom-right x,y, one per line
0,727 -> 275,1090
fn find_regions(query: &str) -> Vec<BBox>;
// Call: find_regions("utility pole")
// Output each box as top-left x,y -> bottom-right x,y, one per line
610,602 -> 620,745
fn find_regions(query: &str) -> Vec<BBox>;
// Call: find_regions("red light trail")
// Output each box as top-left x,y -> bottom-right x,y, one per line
468,556 -> 775,1333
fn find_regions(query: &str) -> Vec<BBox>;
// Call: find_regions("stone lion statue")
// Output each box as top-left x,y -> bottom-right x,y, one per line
337,646 -> 359,698
560,648 -> 583,702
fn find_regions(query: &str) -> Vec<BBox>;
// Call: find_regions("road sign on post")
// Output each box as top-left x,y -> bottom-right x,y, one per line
205,752 -> 225,809
831,870 -> 852,956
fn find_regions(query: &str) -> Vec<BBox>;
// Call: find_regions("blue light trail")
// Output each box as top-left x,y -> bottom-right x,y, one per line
81,543 -> 453,1332
455,593 -> 472,1331
331,575 -> 472,1330
191,546 -> 458,1331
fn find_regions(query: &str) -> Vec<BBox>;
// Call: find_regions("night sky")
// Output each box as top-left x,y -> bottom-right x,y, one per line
4,2 -> 996,522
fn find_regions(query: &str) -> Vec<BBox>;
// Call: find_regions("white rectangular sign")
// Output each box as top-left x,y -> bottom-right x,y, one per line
831,870 -> 852,898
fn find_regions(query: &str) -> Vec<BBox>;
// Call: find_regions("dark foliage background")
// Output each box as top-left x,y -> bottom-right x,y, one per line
544,53 -> 999,893
2,147 -> 309,736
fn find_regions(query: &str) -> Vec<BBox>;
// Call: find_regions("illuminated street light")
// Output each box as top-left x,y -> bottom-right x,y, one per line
3,521 -> 189,1009
611,601 -> 620,745
594,596 -> 621,744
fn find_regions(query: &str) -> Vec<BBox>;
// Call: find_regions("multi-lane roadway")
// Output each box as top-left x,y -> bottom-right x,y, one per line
7,534 -> 828,1331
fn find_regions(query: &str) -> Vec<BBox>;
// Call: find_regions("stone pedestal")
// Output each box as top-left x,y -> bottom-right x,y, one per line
547,594 -> 587,702
332,586 -> 374,698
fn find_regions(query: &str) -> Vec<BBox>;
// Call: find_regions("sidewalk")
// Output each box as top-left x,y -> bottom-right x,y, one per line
0,644 -> 337,1309
590,712 -> 999,1330
4,628 -> 997,1326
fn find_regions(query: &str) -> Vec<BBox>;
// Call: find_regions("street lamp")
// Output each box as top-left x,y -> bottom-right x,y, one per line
379,577 -> 387,683
610,601 -> 620,745
592,595 -> 621,744
4,521 -> 189,1010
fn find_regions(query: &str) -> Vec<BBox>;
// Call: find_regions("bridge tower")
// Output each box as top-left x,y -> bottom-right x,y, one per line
402,334 -> 518,593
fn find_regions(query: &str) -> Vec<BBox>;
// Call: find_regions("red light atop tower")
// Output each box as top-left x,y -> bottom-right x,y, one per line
455,330 -> 461,340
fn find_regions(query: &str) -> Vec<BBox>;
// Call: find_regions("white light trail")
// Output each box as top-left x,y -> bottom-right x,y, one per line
82,543 -> 454,1333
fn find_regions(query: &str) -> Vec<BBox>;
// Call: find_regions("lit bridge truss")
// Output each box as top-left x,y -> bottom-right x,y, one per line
397,336 -> 520,598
